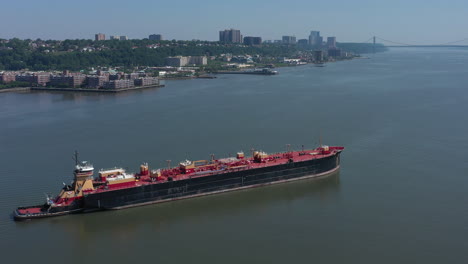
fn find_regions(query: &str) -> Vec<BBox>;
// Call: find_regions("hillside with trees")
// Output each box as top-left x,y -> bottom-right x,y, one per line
0,38 -> 386,71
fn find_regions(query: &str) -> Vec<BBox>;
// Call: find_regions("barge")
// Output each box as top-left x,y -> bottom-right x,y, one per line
14,144 -> 344,220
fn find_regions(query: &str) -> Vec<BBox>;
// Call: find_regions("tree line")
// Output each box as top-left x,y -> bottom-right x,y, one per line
0,38 -> 386,71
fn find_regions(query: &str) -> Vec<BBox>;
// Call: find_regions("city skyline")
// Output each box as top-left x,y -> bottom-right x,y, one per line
1,0 -> 468,44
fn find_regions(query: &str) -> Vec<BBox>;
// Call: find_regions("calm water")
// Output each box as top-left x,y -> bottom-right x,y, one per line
1,48 -> 467,263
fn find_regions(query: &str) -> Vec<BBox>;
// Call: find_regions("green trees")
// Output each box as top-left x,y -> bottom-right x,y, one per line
0,38 -> 384,71
0,81 -> 30,89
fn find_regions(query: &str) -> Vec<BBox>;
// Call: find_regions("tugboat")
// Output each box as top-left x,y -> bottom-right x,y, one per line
13,152 -> 94,220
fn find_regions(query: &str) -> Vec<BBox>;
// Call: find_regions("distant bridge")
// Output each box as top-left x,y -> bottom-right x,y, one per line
385,45 -> 468,48
363,36 -> 468,52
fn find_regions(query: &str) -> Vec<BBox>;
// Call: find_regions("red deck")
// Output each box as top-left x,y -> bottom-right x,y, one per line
89,146 -> 344,194
17,207 -> 43,214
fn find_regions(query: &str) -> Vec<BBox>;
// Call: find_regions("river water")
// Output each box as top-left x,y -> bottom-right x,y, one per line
0,47 -> 467,263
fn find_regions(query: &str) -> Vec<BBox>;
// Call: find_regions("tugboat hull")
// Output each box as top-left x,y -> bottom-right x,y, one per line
13,201 -> 83,221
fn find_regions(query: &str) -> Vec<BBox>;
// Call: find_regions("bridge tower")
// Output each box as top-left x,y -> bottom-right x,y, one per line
373,36 -> 376,54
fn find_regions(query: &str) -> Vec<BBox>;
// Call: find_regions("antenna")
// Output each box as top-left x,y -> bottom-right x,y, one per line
319,130 -> 322,147
73,150 -> 79,166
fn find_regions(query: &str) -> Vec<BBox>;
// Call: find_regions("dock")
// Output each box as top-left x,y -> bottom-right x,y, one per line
216,69 -> 278,75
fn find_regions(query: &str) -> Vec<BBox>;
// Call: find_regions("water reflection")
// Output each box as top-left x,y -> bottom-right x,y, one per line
28,86 -> 164,103
17,172 -> 340,240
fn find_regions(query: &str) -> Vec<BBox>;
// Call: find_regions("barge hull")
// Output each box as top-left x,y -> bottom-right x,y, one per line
84,153 -> 341,210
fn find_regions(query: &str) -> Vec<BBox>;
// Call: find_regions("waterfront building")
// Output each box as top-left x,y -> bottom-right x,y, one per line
109,74 -> 118,80
95,33 -> 105,41
119,36 -> 129,41
125,73 -> 140,80
243,36 -> 262,45
15,73 -> 50,86
134,77 -> 159,87
313,50 -> 324,62
34,73 -> 51,86
50,74 -> 85,87
103,79 -> 134,89
0,72 -> 16,83
282,36 -> 296,44
110,36 -> 119,40
219,29 -> 242,43
149,34 -> 163,41
15,75 -> 34,84
327,37 -> 336,48
87,76 -> 108,88
328,48 -> 342,57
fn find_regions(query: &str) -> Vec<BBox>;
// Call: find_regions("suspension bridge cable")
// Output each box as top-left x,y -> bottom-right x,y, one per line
360,37 -> 374,44
437,37 -> 468,45
374,37 -> 415,46
374,36 -> 468,46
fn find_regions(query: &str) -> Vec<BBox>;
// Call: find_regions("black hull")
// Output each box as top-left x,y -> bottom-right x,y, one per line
84,152 -> 341,210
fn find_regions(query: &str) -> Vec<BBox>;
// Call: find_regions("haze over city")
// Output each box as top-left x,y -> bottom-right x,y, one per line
2,0 -> 468,44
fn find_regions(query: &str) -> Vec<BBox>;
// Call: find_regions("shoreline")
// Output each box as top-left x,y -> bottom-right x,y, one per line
1,84 -> 165,94
0,87 -> 31,93
0,57 -> 361,92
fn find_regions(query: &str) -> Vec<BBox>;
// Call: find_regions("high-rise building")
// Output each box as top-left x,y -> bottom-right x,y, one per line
297,39 -> 309,47
243,36 -> 262,45
219,29 -> 242,43
282,36 -> 296,44
313,50 -> 324,62
110,35 -> 128,40
95,33 -> 105,41
316,36 -> 323,46
309,31 -> 321,46
328,48 -> 342,57
327,37 -> 336,48
149,34 -> 163,41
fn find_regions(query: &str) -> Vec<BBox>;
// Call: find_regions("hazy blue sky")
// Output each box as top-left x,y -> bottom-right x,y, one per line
1,0 -> 467,44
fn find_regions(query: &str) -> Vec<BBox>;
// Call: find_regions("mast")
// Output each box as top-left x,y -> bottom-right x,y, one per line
319,130 -> 322,147
73,150 -> 79,166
